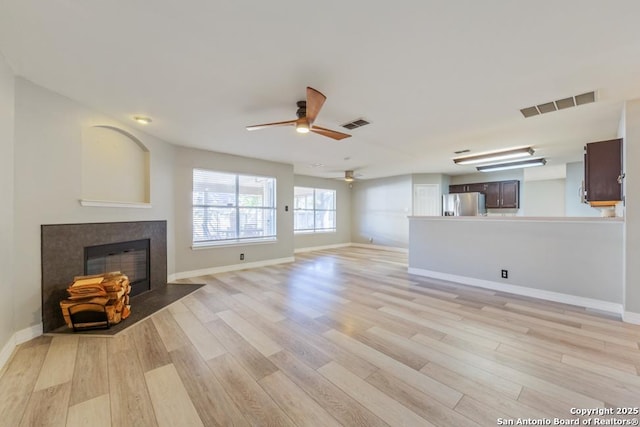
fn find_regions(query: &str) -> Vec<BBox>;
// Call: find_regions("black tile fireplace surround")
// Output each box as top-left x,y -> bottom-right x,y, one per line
41,220 -> 167,333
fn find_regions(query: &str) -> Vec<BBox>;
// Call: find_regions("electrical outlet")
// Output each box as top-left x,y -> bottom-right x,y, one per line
501,269 -> 508,279
240,253 -> 244,261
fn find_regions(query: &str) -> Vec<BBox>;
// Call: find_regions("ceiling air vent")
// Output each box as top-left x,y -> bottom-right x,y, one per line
342,118 -> 370,130
520,106 -> 540,118
575,91 -> 596,105
537,102 -> 557,114
555,97 -> 575,110
520,90 -> 596,118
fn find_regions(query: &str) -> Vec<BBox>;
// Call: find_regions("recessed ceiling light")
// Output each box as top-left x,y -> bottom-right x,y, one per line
133,116 -> 152,125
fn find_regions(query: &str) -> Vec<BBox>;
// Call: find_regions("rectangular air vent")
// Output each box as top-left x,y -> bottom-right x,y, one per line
520,90 -> 596,118
537,102 -> 557,114
555,97 -> 575,110
520,106 -> 540,118
575,91 -> 595,105
342,118 -> 370,130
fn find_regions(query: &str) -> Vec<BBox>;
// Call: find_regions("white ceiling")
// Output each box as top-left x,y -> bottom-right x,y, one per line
2,1 -> 640,179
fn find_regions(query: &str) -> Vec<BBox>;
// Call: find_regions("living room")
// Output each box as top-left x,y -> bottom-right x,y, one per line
2,2 -> 640,425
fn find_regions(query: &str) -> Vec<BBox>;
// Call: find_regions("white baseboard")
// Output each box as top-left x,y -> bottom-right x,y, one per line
350,243 -> 409,253
15,323 -> 43,344
0,323 -> 43,372
294,243 -> 351,254
0,335 -> 16,373
623,311 -> 640,325
172,256 -> 295,281
408,267 -> 624,316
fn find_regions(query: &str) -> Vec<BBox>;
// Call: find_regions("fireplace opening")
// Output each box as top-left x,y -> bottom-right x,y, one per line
84,239 -> 150,297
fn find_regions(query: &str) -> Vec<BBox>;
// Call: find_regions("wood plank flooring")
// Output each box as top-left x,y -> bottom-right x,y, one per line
1,247 -> 640,426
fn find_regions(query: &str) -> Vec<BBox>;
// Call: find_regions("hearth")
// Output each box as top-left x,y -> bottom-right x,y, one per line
41,221 -> 167,332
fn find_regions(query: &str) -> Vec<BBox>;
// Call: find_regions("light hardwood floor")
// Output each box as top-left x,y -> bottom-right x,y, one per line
1,247 -> 639,426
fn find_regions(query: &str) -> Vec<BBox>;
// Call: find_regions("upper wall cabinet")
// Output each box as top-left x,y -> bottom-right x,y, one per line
449,183 -> 487,193
449,180 -> 519,209
584,138 -> 622,205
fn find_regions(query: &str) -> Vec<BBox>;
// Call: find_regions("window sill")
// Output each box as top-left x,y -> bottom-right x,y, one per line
294,230 -> 337,235
191,238 -> 277,250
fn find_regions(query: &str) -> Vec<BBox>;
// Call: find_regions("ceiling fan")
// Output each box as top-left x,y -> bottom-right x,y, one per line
246,87 -> 352,141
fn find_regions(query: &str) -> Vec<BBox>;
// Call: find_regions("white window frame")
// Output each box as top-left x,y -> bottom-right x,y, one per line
192,169 -> 277,247
294,186 -> 337,233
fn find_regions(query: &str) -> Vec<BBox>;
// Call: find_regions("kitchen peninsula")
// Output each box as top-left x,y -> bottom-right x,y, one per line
408,215 -> 624,315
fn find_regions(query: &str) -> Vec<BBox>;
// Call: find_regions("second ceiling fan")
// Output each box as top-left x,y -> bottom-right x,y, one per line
246,87 -> 351,141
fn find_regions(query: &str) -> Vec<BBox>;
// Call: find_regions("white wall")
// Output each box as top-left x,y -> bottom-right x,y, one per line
173,146 -> 294,274
0,54 -> 15,362
408,217 -> 624,307
523,179 -> 565,217
351,175 -> 412,248
449,170 -> 524,186
12,79 -> 176,331
623,99 -> 640,317
565,161 -> 600,217
81,126 -> 150,203
293,175 -> 351,250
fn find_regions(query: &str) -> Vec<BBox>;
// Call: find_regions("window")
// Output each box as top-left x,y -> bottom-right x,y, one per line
193,169 -> 276,245
294,187 -> 336,232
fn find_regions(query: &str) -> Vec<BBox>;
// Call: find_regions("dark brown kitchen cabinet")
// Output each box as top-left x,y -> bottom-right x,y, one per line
467,183 -> 487,193
449,183 -> 486,193
500,180 -> 520,208
584,138 -> 622,203
449,180 -> 519,209
449,184 -> 467,193
484,182 -> 501,208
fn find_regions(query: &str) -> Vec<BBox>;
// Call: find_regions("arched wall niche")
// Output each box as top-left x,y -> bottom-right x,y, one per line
81,125 -> 151,205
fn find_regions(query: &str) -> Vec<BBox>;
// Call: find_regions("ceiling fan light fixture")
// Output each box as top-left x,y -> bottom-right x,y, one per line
246,87 -> 351,140
296,121 -> 310,134
344,170 -> 355,182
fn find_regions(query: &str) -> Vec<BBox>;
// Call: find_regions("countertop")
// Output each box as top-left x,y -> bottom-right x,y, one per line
407,215 -> 624,223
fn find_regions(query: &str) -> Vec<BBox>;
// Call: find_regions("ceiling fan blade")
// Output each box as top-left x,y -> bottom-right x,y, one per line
246,119 -> 296,131
311,125 -> 351,140
305,87 -> 326,126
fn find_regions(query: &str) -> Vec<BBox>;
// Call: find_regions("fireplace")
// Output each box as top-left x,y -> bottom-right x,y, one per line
85,239 -> 150,297
41,221 -> 167,332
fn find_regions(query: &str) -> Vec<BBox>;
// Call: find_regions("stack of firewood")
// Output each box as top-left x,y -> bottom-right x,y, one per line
59,272 -> 131,329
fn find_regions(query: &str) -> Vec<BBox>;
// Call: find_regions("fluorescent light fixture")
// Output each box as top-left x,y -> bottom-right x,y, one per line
133,116 -> 152,125
296,121 -> 310,133
477,158 -> 547,172
453,147 -> 534,165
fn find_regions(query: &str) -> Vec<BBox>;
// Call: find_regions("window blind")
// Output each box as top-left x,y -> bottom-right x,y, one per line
294,186 -> 336,232
193,169 -> 276,244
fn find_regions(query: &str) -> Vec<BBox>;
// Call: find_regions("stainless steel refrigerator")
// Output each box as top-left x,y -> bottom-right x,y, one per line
442,192 -> 487,216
